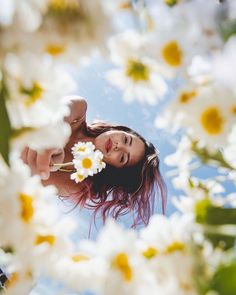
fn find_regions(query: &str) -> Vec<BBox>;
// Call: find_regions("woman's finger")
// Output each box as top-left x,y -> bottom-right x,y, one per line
27,149 -> 38,174
36,150 -> 55,180
21,147 -> 29,164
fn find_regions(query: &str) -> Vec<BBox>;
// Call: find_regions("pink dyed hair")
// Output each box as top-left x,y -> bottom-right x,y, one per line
65,121 -> 167,228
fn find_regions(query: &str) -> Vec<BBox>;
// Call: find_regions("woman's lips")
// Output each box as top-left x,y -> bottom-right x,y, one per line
105,138 -> 112,153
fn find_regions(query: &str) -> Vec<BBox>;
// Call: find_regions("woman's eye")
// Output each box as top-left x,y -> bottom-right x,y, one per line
120,154 -> 124,163
124,136 -> 128,144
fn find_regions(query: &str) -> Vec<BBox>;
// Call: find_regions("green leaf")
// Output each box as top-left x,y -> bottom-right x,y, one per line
219,19 -> 236,42
211,262 -> 236,295
204,233 -> 235,250
0,73 -> 12,166
195,198 -> 213,224
196,200 -> 236,225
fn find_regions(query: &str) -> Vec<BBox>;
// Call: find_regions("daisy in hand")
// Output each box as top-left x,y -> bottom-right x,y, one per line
54,142 -> 106,183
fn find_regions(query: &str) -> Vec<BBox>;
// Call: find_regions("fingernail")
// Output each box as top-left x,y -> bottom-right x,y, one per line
41,172 -> 48,180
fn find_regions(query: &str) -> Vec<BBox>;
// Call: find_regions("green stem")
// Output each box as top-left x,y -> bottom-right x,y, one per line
191,140 -> 234,170
53,162 -> 73,168
58,168 -> 75,172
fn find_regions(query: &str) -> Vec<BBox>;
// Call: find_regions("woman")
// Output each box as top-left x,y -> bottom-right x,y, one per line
21,97 -> 167,227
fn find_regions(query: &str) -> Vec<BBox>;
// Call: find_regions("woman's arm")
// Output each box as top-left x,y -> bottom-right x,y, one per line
21,97 -> 88,180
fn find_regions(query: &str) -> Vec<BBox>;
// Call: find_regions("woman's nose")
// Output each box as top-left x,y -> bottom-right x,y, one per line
113,141 -> 125,152
113,142 -> 119,151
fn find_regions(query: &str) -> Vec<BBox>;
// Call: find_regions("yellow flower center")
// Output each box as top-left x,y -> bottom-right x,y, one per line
5,272 -> 19,288
19,193 -> 34,224
111,253 -> 133,282
200,107 -> 224,135
164,0 -> 178,6
72,254 -> 90,262
35,235 -> 56,246
20,82 -> 43,107
126,59 -> 150,82
77,147 -> 86,152
46,44 -> 65,56
165,241 -> 185,253
76,173 -> 85,181
142,247 -> 158,259
179,90 -> 197,104
231,105 -> 236,115
82,158 -> 92,169
162,41 -> 182,67
49,0 -> 80,11
119,1 -> 132,9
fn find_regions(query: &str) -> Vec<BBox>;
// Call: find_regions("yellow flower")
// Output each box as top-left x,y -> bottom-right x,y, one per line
162,41 -> 182,67
200,107 -> 224,135
142,247 -> 158,259
71,254 -> 90,263
126,59 -> 150,82
19,193 -> 34,223
35,235 -> 56,246
20,82 -> 43,107
179,90 -> 197,104
45,44 -> 65,56
165,241 -> 185,254
82,158 -> 93,169
111,252 -> 133,282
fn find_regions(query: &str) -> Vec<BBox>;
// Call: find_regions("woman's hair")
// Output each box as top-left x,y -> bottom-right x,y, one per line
67,121 -> 167,228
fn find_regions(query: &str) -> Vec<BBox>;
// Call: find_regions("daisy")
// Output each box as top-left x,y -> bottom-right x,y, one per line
156,83 -> 236,148
4,53 -> 76,129
212,36 -> 236,95
139,214 -> 196,295
0,0 -> 48,31
71,141 -> 95,158
54,141 -> 106,183
41,0 -> 112,61
223,125 -> 236,169
72,149 -> 106,179
106,30 -> 168,105
184,85 -> 236,147
79,220 -> 150,295
101,0 -> 133,15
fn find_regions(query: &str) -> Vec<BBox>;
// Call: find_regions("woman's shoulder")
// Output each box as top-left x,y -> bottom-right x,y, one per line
64,96 -> 88,132
64,96 -> 87,122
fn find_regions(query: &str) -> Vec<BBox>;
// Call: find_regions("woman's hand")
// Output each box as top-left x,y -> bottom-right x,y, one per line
21,147 -> 65,180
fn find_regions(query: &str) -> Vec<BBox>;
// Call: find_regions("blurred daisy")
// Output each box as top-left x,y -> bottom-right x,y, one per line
101,0 -> 133,15
41,0 -> 111,61
184,85 -> 236,147
212,36 -> 236,95
106,31 -> 167,105
4,53 -> 76,129
0,0 -> 48,31
79,220 -> 149,295
223,125 -> 236,169
156,84 -> 236,147
148,25 -> 197,78
139,214 -> 196,295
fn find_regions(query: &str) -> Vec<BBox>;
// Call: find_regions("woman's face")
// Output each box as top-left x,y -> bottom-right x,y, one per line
94,130 -> 145,168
